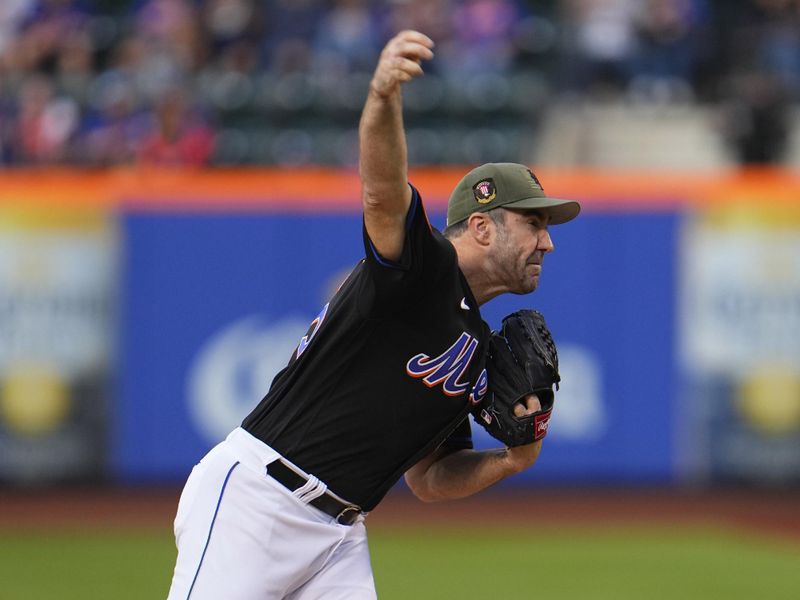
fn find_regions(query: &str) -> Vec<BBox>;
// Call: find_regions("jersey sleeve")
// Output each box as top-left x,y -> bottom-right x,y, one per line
361,184 -> 455,295
439,417 -> 473,451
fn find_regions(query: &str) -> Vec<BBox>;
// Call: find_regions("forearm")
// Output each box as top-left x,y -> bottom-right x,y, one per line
358,88 -> 408,206
357,31 -> 434,260
405,442 -> 542,502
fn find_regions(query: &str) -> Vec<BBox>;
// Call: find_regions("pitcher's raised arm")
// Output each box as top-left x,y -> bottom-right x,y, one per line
358,31 -> 434,262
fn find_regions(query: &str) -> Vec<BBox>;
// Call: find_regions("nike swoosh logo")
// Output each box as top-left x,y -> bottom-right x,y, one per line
460,297 -> 470,310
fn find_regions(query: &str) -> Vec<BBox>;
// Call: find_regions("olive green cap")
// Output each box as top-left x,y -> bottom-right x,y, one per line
446,163 -> 581,227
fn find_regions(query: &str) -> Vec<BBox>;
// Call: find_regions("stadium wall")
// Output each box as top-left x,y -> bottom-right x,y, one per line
1,168 -> 798,487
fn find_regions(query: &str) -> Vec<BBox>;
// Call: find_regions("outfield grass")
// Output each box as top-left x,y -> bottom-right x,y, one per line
370,525 -> 800,600
0,524 -> 797,599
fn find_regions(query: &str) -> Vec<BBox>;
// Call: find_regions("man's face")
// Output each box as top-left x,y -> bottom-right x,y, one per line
488,209 -> 554,295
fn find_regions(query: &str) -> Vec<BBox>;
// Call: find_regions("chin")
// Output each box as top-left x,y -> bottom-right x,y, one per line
514,281 -> 538,295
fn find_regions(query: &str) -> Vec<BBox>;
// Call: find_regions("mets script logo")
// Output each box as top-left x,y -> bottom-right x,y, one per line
469,368 -> 488,405
407,332 -> 484,397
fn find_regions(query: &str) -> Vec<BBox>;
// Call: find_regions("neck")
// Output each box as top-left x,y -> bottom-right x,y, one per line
451,237 -> 505,306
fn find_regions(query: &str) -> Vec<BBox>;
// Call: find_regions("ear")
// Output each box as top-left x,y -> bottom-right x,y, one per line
466,213 -> 493,246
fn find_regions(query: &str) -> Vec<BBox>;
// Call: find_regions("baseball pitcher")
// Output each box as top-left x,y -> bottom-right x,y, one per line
167,30 -> 579,600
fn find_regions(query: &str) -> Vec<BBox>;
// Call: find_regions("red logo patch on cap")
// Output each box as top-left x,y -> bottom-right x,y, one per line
472,178 -> 496,204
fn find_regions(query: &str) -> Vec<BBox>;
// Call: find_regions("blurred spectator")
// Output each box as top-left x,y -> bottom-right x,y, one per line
55,27 -> 93,103
311,0 -> 381,75
384,0 -> 453,46
136,88 -> 215,165
452,0 -> 522,74
720,71 -> 790,164
744,0 -> 800,98
203,0 -> 259,53
0,1 -> 36,58
261,0 -> 324,74
77,73 -> 146,166
558,0 -> 639,95
714,0 -> 799,164
628,0 -> 708,102
10,74 -> 79,163
10,0 -> 90,73
131,0 -> 202,101
0,0 -> 797,167
202,0 -> 263,74
557,0 -> 709,102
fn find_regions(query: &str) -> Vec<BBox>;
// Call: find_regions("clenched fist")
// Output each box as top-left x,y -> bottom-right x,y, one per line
370,30 -> 434,98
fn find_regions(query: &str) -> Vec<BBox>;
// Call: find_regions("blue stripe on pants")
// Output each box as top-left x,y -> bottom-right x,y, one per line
186,461 -> 240,600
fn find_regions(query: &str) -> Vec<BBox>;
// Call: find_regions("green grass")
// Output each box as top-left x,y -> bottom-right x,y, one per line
0,527 -> 176,600
0,524 -> 797,599
370,525 -> 800,600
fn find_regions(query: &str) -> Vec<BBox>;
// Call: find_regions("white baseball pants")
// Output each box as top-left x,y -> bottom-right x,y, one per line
166,428 -> 377,600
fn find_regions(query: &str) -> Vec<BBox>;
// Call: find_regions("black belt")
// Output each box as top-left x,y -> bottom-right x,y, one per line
266,460 -> 362,526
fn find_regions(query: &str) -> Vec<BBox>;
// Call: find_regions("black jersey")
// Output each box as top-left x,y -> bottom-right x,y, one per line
242,186 -> 490,511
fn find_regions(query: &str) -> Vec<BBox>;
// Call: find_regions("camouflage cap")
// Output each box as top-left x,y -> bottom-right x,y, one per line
446,163 -> 581,227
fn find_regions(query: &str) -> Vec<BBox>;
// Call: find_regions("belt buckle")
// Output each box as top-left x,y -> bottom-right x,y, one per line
336,505 -> 361,526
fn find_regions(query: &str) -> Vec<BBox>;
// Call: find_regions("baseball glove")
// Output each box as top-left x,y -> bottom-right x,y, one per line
473,309 -> 561,447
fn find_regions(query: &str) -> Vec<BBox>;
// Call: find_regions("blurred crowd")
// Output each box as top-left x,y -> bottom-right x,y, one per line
0,0 -> 798,166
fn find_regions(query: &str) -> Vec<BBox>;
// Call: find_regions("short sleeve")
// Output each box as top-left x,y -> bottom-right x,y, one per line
362,185 -> 455,295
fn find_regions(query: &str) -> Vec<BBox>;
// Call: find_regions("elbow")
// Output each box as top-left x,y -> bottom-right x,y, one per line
404,473 -> 445,503
411,487 -> 443,504
361,189 -> 384,212
361,183 -> 406,213
404,446 -> 463,503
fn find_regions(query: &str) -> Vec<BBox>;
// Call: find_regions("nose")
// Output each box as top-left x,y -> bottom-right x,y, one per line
539,229 -> 554,253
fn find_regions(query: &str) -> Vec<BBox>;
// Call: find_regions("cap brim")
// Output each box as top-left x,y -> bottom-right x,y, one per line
503,196 -> 581,225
